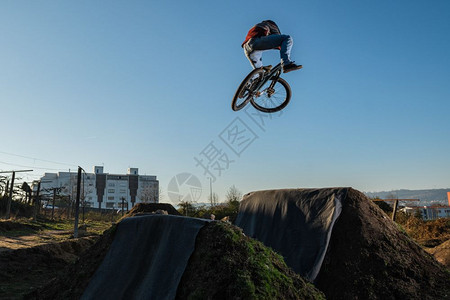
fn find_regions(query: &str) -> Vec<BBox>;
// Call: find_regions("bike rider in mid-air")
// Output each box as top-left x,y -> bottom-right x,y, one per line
242,20 -> 302,73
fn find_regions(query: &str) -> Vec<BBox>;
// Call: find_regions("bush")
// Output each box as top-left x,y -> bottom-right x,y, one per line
178,200 -> 240,223
0,196 -> 33,218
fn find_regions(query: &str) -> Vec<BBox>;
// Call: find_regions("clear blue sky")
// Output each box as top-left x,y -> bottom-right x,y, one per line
1,1 -> 449,204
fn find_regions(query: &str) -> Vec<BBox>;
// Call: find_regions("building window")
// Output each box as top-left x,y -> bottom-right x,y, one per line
108,183 -> 115,187
108,189 -> 115,193
106,202 -> 115,208
120,189 -> 126,194
108,196 -> 115,201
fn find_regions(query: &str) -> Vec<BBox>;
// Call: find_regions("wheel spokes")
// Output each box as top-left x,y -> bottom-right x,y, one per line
253,81 -> 287,109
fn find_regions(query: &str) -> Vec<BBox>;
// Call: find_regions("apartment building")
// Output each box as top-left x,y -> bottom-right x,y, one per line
40,166 -> 158,210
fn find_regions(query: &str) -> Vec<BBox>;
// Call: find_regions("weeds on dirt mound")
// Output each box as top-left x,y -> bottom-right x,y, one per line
178,200 -> 241,223
176,221 -> 324,300
123,202 -> 181,219
401,217 -> 450,247
372,198 -> 450,247
316,188 -> 450,300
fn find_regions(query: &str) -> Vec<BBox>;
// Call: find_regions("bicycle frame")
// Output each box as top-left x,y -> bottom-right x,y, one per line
253,63 -> 283,93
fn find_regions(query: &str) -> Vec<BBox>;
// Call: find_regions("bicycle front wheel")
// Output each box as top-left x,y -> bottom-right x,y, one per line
250,77 -> 291,113
232,68 -> 265,111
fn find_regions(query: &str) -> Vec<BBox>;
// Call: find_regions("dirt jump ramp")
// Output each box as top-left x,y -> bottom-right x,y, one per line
236,187 -> 450,299
82,215 -> 210,300
235,187 -> 344,282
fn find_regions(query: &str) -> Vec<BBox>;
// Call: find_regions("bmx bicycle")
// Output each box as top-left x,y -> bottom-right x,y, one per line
232,63 -> 291,113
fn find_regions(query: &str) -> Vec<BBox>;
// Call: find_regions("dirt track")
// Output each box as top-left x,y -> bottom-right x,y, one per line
0,230 -> 73,252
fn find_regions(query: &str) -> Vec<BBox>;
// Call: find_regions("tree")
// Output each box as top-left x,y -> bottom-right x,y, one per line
139,185 -> 161,203
208,192 -> 219,207
178,200 -> 196,216
0,176 -> 8,197
225,185 -> 243,203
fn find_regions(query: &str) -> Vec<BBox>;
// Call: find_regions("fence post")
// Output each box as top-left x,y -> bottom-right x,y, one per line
73,167 -> 82,238
392,199 -> 399,221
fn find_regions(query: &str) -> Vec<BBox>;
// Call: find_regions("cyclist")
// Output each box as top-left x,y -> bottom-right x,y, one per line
242,20 -> 302,73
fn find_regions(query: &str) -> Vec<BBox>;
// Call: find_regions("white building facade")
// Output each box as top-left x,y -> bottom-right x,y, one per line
40,166 -> 159,210
402,205 -> 450,220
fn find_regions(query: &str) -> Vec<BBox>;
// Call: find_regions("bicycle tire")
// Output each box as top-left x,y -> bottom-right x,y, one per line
231,68 -> 265,111
250,77 -> 291,113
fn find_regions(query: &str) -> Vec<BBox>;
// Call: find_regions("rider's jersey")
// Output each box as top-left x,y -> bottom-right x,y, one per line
241,21 -> 281,48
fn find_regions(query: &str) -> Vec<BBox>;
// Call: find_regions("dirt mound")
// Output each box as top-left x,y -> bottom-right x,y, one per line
124,202 -> 181,218
30,220 -> 323,299
426,239 -> 450,268
177,221 -> 324,299
0,237 -> 97,299
315,188 -> 450,300
26,226 -> 116,300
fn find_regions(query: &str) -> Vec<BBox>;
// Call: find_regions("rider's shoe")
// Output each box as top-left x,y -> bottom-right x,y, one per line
283,62 -> 303,73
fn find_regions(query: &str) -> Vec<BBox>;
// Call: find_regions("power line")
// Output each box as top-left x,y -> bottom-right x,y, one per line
0,160 -> 70,171
0,150 -> 77,167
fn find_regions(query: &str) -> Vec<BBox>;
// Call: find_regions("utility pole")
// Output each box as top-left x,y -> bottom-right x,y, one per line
82,171 -> 85,224
209,177 -> 213,207
0,170 -> 33,219
73,166 -> 82,238
52,188 -> 57,220
33,181 -> 41,221
7,172 -> 15,219
392,199 -> 399,221
5,180 -> 9,198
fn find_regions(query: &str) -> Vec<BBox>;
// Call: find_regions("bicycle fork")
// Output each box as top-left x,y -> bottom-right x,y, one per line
265,70 -> 281,97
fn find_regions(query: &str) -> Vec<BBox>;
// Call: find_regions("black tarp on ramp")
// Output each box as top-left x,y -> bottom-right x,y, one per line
235,188 -> 346,281
82,215 -> 210,300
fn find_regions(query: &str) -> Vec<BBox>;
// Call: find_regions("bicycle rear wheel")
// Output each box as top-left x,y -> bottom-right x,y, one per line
232,68 -> 265,111
250,77 -> 291,113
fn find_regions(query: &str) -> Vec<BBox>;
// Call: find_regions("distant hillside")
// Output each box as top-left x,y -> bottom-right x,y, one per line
364,189 -> 450,205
